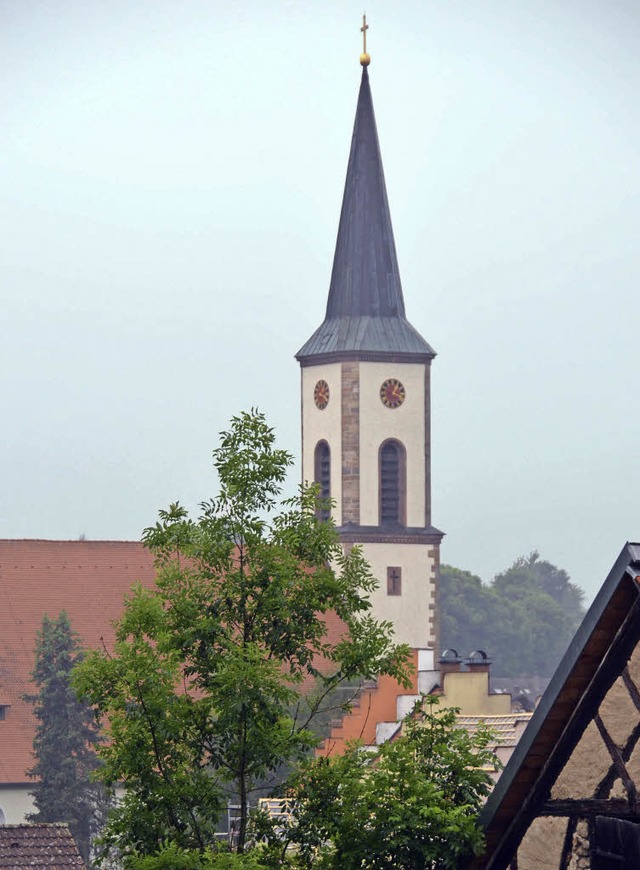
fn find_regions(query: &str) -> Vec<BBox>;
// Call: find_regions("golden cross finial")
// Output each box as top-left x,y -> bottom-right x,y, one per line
360,13 -> 371,66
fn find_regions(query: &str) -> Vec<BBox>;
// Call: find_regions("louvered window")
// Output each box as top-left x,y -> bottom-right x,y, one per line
314,441 -> 331,521
379,440 -> 405,525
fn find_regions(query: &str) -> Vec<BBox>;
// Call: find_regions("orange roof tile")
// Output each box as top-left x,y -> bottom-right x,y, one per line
0,540 -> 156,784
317,649 -> 420,756
0,539 -> 347,785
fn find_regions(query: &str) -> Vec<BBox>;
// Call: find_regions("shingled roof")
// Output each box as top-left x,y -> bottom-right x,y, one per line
296,66 -> 435,364
0,824 -> 84,868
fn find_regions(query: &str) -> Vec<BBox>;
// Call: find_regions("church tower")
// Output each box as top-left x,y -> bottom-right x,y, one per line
296,43 -> 443,651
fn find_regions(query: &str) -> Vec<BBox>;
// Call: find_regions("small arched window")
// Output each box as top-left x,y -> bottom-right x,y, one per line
379,439 -> 406,526
314,441 -> 331,521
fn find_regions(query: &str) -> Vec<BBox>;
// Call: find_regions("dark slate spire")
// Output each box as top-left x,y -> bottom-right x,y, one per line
296,65 -> 435,364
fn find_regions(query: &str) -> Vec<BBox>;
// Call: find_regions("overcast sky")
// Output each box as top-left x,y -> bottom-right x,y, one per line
2,1 -> 639,600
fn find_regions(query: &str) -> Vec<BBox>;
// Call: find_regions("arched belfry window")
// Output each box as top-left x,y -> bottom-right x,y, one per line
314,441 -> 331,521
379,439 -> 406,526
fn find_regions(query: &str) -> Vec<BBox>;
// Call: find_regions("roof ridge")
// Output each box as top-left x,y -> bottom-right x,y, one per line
0,822 -> 72,828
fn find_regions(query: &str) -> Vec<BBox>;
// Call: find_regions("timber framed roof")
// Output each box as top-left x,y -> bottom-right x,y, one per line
471,541 -> 640,869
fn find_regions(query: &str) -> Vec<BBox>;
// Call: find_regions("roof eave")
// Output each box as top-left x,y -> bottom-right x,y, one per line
296,349 -> 435,367
474,541 -> 640,869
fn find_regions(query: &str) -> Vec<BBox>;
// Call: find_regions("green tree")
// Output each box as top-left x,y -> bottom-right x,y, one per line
26,611 -> 106,865
74,410 -> 411,861
440,553 -> 586,677
266,698 -> 495,869
493,551 -> 585,623
127,842 -> 268,869
439,564 -> 494,654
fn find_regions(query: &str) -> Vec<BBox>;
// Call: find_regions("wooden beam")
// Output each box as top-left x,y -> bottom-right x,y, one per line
594,712 -> 635,803
542,798 -> 640,820
623,667 -> 640,712
559,816 -> 577,870
484,593 -> 640,869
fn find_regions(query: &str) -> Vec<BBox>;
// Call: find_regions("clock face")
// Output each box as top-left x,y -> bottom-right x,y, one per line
380,378 -> 406,409
314,379 -> 330,410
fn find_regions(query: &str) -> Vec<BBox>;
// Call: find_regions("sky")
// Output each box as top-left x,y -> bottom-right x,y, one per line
2,1 -> 639,600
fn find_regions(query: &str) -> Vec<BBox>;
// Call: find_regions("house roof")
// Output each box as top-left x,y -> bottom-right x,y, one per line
457,713 -> 533,746
296,66 -> 434,364
0,539 -> 348,788
472,541 -> 640,869
0,824 -> 84,868
0,540 -> 157,785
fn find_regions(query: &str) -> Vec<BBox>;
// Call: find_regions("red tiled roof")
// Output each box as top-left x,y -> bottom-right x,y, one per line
0,540 -> 156,784
0,539 -> 347,785
0,823 -> 84,868
318,649 -> 420,756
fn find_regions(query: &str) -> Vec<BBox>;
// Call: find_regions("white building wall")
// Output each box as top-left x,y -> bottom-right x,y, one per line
301,363 -> 343,526
362,542 -> 436,649
358,362 -> 426,527
0,785 -> 35,824
301,359 -> 438,651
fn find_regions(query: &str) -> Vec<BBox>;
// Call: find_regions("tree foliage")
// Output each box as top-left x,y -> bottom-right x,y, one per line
257,698 -> 495,869
26,611 -> 106,865
127,842 -> 267,869
441,551 -> 586,677
73,410 -> 411,862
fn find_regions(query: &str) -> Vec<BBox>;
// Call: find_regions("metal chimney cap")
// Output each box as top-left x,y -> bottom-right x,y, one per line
466,649 -> 492,664
439,648 -> 462,663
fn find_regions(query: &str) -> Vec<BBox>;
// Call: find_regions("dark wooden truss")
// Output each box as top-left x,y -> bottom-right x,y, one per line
471,543 -> 640,870
535,664 -> 640,869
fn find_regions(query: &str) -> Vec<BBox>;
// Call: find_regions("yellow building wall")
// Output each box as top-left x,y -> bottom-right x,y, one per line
438,671 -> 512,715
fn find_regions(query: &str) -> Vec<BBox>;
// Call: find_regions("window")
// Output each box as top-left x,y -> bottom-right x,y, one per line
379,439 -> 406,525
314,441 -> 331,521
0,807 -> 5,825
387,567 -> 402,596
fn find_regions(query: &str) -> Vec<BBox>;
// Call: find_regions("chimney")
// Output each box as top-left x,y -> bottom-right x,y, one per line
465,649 -> 491,674
439,648 -> 462,680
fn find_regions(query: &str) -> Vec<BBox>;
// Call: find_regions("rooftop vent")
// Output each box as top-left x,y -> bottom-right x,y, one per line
439,648 -> 462,677
465,649 -> 492,673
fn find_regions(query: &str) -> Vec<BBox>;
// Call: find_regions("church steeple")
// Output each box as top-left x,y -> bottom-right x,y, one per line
296,63 -> 434,363
296,42 -> 443,653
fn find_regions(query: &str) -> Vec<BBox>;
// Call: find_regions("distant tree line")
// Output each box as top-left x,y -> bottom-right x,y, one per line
440,552 -> 586,678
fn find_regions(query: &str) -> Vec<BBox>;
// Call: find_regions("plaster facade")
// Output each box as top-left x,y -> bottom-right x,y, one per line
364,542 -> 437,649
302,360 -> 430,529
301,362 -> 343,526
439,671 -> 512,716
301,358 -> 439,650
0,786 -> 34,825
358,361 -> 427,527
